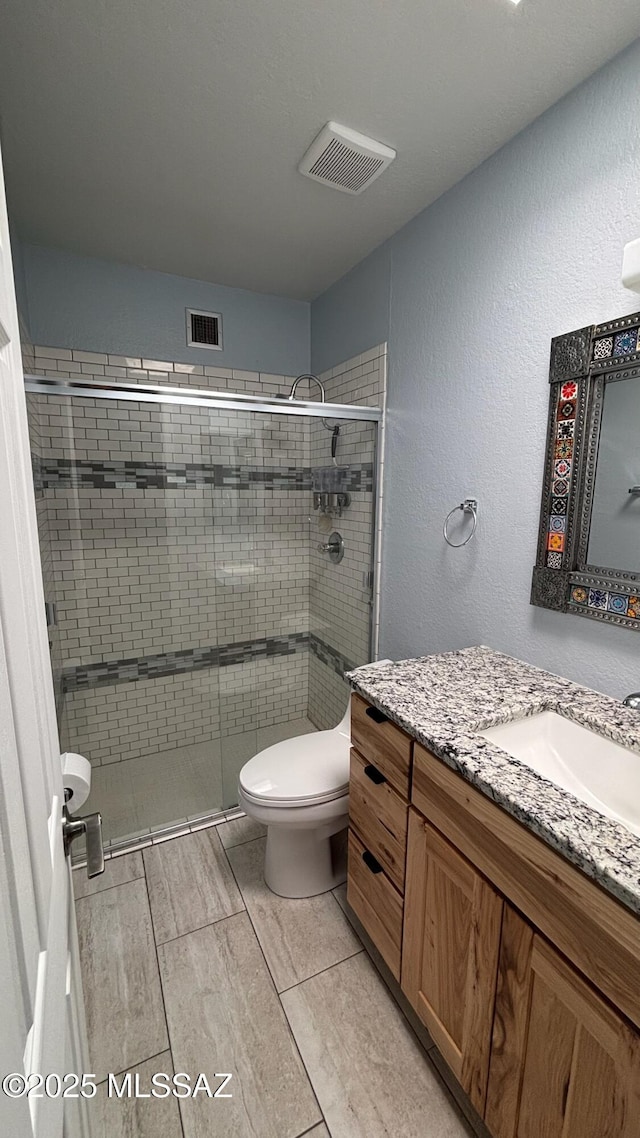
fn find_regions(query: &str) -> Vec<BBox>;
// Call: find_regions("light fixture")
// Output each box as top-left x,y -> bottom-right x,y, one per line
622,237 -> 640,295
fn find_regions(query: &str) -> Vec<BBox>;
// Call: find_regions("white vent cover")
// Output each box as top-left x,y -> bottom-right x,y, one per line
298,122 -> 396,195
186,308 -> 222,351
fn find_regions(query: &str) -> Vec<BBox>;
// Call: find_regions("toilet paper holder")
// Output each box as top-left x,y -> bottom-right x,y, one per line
61,751 -> 104,878
62,801 -> 105,878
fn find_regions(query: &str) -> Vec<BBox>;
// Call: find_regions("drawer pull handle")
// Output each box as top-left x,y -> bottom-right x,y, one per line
364,764 -> 386,785
362,850 -> 383,874
365,706 -> 388,725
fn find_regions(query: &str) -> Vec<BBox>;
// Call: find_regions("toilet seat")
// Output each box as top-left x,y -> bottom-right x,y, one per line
238,727 -> 350,809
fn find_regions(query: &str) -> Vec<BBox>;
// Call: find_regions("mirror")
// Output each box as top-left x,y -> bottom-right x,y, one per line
531,310 -> 640,631
587,376 -> 640,573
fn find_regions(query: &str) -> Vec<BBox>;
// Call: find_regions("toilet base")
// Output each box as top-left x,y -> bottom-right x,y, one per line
264,824 -> 347,898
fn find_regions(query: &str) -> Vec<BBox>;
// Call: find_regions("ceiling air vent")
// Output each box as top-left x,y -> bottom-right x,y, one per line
186,308 -> 223,351
298,122 -> 396,195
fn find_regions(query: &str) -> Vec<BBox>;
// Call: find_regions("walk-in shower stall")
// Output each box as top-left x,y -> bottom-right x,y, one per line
26,374 -> 381,851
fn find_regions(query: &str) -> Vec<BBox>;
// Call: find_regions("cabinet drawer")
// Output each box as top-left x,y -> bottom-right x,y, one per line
349,748 -> 408,892
350,693 -> 412,798
347,829 -> 404,980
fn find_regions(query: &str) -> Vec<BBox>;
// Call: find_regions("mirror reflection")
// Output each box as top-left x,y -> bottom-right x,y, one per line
587,376 -> 640,572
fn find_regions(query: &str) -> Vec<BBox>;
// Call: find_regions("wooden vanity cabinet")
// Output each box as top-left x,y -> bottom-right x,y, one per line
347,828 -> 404,978
486,906 -> 640,1138
348,746 -> 408,890
350,693 -> 412,797
347,694 -> 412,979
402,808 -> 503,1115
347,695 -> 640,1138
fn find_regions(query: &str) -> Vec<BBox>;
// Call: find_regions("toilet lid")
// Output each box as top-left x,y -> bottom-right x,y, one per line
239,728 -> 350,807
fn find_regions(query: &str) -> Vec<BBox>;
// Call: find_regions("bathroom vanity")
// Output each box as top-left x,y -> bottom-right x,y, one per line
346,648 -> 640,1137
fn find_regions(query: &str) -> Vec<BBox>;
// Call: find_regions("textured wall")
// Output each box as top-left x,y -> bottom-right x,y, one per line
20,244 -> 310,375
311,244 -> 390,376
311,40 -> 640,699
10,222 -> 30,333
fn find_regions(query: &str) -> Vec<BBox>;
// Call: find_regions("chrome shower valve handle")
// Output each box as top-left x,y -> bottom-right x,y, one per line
317,532 -> 345,563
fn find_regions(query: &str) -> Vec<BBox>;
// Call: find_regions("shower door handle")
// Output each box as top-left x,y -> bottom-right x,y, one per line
62,804 -> 105,878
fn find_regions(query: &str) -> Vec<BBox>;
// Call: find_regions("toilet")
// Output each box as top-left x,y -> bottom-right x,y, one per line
238,705 -> 351,898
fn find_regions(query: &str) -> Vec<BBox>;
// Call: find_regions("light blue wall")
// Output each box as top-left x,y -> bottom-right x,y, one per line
311,243 -> 391,374
311,40 -> 640,698
10,227 -> 30,336
21,244 -> 310,375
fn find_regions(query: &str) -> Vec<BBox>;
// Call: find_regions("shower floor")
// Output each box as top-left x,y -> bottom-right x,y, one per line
83,717 -> 317,847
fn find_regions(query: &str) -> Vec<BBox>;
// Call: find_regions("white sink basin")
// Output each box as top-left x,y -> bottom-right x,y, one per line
478,711 -> 640,838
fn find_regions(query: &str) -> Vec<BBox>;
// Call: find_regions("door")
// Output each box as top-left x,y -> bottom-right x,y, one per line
401,807 -> 503,1114
0,143 -> 90,1137
486,906 -> 640,1138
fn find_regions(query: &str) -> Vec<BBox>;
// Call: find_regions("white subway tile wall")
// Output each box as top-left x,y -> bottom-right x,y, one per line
308,347 -> 386,728
27,338 -> 65,714
24,343 -> 385,828
64,670 -> 222,765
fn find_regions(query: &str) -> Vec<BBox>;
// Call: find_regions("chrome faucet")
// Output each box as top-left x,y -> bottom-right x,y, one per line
623,692 -> 640,711
288,374 -> 326,402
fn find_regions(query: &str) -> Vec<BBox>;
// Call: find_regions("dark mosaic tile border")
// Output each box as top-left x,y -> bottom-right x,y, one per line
36,458 -> 373,493
32,452 -> 44,497
315,464 -> 373,493
62,631 -> 359,692
63,632 -> 309,691
309,633 -> 356,679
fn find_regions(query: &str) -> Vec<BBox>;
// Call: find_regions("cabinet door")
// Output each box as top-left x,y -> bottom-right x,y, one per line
486,906 -> 640,1138
401,808 -> 503,1114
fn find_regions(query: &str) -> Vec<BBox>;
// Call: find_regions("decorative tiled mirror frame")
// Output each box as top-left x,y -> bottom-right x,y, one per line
531,308 -> 640,632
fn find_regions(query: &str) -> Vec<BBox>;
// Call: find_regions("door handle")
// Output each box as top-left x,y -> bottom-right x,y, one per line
62,803 -> 105,878
365,706 -> 388,725
364,764 -> 386,785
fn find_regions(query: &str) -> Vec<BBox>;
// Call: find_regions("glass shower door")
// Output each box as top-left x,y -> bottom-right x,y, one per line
210,404 -> 260,807
27,389 -> 226,846
27,381 -> 379,849
307,411 -> 378,728
218,408 -> 316,807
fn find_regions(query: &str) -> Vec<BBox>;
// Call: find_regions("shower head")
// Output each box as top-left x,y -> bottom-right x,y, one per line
287,373 -> 340,450
330,424 -> 340,459
288,374 -> 326,402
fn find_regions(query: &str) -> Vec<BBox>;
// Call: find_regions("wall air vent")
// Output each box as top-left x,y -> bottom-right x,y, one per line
298,122 -> 396,195
186,308 -> 223,350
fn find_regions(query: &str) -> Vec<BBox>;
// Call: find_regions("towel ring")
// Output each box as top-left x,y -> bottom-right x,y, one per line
443,498 -> 478,548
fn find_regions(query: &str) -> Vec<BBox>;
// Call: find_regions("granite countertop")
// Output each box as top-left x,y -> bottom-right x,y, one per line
346,646 -> 640,916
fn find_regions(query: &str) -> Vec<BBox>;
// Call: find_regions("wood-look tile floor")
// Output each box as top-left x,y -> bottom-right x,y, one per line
75,818 -> 474,1138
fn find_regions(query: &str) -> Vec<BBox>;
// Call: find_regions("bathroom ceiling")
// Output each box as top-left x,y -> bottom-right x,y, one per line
0,1 -> 638,301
